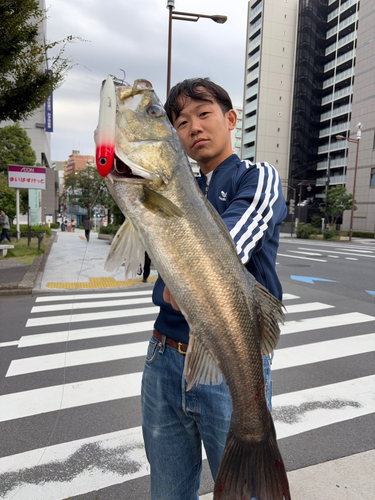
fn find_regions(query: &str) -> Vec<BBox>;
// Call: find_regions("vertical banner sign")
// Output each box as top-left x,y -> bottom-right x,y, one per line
45,92 -> 53,132
45,69 -> 53,132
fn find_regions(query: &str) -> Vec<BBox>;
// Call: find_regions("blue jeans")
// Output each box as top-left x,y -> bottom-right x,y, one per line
141,334 -> 273,500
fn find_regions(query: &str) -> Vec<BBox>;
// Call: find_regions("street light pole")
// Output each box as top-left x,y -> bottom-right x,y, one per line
336,122 -> 363,242
166,0 -> 227,97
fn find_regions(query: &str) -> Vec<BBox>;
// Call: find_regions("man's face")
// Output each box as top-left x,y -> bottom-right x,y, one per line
0,211 -> 4,216
172,92 -> 236,173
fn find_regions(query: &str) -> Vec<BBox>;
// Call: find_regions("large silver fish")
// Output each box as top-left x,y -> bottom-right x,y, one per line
96,76 -> 291,500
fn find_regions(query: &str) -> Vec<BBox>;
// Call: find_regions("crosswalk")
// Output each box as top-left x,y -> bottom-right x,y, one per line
0,287 -> 374,499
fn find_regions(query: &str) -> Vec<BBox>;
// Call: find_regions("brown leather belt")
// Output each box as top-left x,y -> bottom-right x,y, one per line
153,329 -> 188,355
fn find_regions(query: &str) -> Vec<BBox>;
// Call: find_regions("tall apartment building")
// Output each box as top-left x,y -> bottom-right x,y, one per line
243,0 -> 375,233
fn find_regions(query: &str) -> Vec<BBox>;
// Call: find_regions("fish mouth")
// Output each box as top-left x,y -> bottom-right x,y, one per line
108,148 -> 160,184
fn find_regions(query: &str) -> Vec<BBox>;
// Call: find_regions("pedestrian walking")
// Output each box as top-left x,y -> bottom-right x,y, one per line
71,220 -> 76,232
0,210 -> 11,244
143,252 -> 151,282
83,216 -> 92,242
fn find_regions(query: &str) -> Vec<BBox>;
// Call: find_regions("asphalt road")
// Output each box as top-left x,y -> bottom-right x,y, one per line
0,237 -> 374,499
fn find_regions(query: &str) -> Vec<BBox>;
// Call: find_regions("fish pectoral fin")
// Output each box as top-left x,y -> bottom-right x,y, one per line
254,281 -> 286,355
141,186 -> 184,218
184,332 -> 223,391
104,219 -> 145,279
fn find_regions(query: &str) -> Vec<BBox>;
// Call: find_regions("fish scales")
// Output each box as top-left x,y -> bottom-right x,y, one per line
96,76 -> 291,500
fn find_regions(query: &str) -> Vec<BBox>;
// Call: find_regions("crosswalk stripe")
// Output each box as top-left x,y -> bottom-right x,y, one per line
18,320 -> 155,348
34,290 -> 153,303
31,296 -> 153,314
1,376 -> 374,500
273,332 -> 375,370
281,312 -> 375,335
0,372 -> 143,423
282,293 -> 300,300
6,341 -> 149,377
9,330 -> 375,378
284,302 -> 334,314
273,375 -> 375,439
25,306 -> 159,328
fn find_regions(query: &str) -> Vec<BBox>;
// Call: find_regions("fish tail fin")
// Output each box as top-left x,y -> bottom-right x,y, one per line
213,420 -> 291,500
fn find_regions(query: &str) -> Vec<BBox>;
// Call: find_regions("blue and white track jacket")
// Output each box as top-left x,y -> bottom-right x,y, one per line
153,154 -> 287,344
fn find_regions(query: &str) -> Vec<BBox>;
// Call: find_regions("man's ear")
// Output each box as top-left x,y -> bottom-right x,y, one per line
226,109 -> 237,131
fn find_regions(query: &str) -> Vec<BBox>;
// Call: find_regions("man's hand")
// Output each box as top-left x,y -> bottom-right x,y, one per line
163,286 -> 180,311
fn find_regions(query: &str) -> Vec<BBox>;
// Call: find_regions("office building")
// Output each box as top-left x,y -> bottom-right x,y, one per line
243,0 -> 374,233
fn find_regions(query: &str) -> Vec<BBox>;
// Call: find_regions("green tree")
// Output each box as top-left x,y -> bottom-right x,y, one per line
320,185 -> 356,227
0,123 -> 36,174
0,123 -> 36,216
0,175 -> 16,219
64,163 -> 112,216
0,0 -> 82,122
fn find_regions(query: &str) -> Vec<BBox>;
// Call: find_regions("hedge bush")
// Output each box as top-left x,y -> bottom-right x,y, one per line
297,223 -> 318,239
352,231 -> 374,239
8,224 -> 52,237
50,222 -> 60,229
323,228 -> 336,240
99,224 -> 121,235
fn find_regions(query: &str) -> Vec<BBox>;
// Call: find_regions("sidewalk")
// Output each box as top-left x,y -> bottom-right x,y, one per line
0,228 -> 157,295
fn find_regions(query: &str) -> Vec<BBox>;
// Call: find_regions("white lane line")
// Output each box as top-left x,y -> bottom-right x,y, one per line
18,321 -> 155,348
7,341 -> 149,377
277,253 -> 327,262
333,247 -> 374,253
328,255 -> 339,258
34,290 -> 153,302
274,375 -> 375,440
0,372 -> 143,423
31,297 -> 153,314
345,257 -> 358,261
290,251 -> 323,256
1,376 -> 374,499
26,306 -> 159,328
302,248 -> 375,258
284,302 -> 334,314
274,332 -> 375,370
281,312 -> 375,335
282,294 -> 300,301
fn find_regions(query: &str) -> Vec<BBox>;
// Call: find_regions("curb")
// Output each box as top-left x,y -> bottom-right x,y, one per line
0,233 -> 56,296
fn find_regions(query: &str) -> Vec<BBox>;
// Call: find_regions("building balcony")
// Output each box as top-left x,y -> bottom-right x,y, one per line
319,121 -> 349,138
316,175 -> 346,185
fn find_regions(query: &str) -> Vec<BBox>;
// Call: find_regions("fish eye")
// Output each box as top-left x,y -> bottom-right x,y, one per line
148,105 -> 165,118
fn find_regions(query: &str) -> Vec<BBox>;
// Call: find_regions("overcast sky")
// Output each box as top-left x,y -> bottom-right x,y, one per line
46,0 -> 249,162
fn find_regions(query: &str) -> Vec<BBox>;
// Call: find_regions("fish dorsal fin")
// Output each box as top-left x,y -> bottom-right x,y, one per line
142,185 -> 184,218
253,280 -> 286,355
184,332 -> 223,391
104,219 -> 145,279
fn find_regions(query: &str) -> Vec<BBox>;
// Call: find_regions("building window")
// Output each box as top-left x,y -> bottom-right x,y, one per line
277,144 -> 279,148
283,31 -> 286,35
276,159 -> 279,163
284,14 -> 287,18
277,128 -> 280,132
282,47 -> 285,52
371,168 -> 375,186
279,96 -> 282,101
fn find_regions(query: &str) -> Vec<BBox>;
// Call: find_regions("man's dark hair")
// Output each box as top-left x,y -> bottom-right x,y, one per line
165,78 -> 233,123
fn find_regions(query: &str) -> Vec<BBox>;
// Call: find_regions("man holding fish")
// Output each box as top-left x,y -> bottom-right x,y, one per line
140,78 -> 289,500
